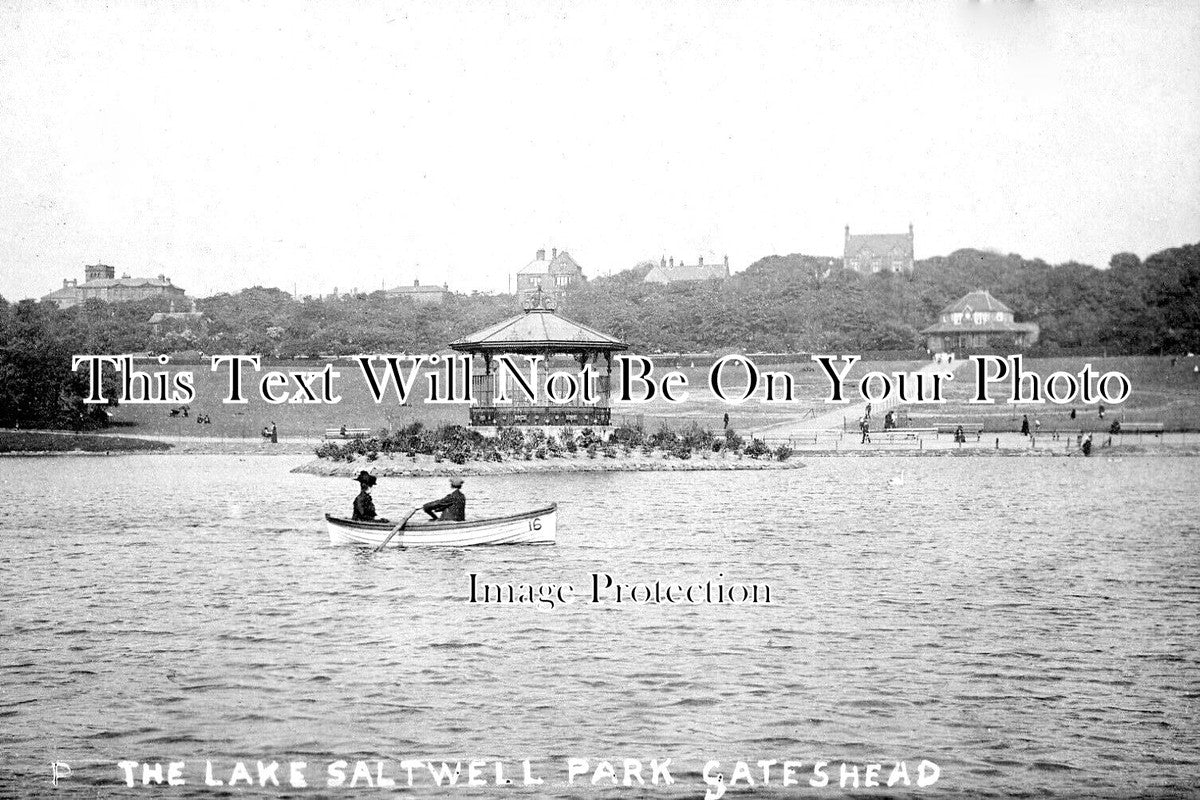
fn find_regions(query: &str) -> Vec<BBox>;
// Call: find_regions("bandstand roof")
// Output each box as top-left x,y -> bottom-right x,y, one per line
449,291 -> 627,355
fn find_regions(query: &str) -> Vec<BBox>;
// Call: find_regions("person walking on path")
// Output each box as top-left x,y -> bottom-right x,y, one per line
1020,415 -> 1030,436
860,417 -> 871,445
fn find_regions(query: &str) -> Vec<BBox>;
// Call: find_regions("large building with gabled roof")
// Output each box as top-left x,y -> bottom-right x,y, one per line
386,279 -> 451,304
43,263 -> 187,308
844,224 -> 915,274
643,255 -> 730,284
922,289 -> 1039,353
515,248 -> 585,297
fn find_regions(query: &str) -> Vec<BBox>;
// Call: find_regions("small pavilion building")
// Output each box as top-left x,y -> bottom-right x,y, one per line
449,289 -> 627,428
922,289 -> 1039,353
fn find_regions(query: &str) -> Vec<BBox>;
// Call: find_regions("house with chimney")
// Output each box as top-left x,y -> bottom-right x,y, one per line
843,224 -> 915,274
515,248 -> 585,296
386,279 -> 451,304
644,255 -> 730,284
43,263 -> 188,308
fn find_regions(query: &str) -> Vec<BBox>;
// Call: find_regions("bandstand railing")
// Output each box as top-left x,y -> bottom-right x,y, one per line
469,406 -> 612,427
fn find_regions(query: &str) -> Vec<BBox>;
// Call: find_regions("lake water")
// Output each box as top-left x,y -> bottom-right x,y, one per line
1,455 -> 1198,798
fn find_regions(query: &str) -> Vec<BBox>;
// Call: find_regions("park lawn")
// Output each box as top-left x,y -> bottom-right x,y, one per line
104,356 -> 924,438
908,355 -> 1200,432
100,354 -> 1200,438
0,431 -> 172,453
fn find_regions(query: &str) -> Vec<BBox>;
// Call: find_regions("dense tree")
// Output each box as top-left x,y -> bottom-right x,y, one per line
2,241 -> 1198,427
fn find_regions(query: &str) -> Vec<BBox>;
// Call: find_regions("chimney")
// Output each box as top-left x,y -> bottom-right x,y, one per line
63,278 -> 68,288
724,255 -> 729,268
909,222 -> 914,237
845,224 -> 850,241
414,279 -> 420,287
669,257 -> 675,268
536,249 -> 545,260
698,256 -> 704,267
661,256 -> 666,268
552,248 -> 557,259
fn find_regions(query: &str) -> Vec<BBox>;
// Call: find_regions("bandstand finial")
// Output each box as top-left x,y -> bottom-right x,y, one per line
524,285 -> 556,314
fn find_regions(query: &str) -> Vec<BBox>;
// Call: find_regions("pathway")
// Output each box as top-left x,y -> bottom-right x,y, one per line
751,358 -> 967,437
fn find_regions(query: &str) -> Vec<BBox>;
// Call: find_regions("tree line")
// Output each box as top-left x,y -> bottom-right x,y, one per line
1,242 -> 1196,427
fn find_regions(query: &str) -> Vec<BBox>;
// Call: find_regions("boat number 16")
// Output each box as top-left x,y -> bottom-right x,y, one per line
528,518 -> 542,531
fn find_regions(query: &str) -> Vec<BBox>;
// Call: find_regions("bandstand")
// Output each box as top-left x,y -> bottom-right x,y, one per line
449,290 -> 628,428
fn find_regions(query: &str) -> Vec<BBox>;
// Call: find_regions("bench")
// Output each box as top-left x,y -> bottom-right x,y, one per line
762,429 -> 843,446
324,427 -> 372,440
873,427 -> 937,441
935,425 -> 983,440
1118,422 -> 1164,435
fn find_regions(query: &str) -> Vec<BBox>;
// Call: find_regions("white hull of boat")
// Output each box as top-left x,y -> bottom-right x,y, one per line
325,504 -> 557,547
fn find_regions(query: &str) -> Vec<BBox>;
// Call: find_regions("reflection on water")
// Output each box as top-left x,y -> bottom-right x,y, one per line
1,455 -> 1198,797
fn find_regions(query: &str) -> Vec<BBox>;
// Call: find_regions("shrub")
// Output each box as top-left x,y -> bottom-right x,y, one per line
649,424 -> 677,450
774,444 -> 794,461
315,442 -> 343,460
612,424 -> 646,447
744,438 -> 770,459
679,423 -> 715,452
496,426 -> 525,453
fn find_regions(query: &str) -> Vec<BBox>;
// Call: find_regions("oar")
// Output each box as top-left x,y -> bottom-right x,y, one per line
374,507 -> 419,552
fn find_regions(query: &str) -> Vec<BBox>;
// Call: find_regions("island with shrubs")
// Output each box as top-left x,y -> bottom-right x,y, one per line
293,422 -> 803,477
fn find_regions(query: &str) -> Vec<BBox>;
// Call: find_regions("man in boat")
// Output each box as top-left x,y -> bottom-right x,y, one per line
352,471 -> 388,522
423,477 -> 466,522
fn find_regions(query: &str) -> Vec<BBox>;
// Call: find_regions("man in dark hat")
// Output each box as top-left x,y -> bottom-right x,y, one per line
352,471 -> 388,522
423,477 -> 466,522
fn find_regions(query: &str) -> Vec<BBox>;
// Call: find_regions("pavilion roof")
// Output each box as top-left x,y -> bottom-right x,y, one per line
449,292 -> 627,354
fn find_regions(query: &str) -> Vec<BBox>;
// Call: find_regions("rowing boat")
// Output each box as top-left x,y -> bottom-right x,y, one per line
325,503 -> 557,547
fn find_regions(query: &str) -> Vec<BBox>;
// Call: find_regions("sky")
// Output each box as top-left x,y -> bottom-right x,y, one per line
0,0 -> 1197,301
